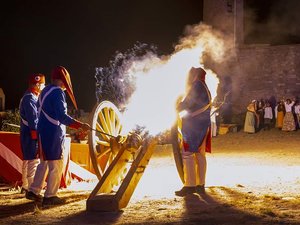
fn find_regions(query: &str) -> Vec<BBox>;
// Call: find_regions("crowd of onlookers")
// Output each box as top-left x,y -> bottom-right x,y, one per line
244,97 -> 300,133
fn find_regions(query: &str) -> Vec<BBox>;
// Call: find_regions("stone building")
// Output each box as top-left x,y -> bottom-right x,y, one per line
203,0 -> 300,119
0,88 -> 5,112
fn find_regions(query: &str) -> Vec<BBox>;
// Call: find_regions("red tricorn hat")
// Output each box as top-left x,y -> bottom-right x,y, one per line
28,73 -> 45,85
51,66 -> 78,109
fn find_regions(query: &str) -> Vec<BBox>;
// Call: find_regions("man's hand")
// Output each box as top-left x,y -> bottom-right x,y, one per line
80,122 -> 91,132
30,130 -> 38,140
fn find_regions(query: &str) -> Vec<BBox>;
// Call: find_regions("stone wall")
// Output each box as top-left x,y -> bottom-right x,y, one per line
203,0 -> 300,117
237,45 -> 300,107
203,0 -> 234,36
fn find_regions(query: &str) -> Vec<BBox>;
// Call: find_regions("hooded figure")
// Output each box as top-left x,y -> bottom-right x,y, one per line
178,67 -> 211,152
175,67 -> 212,196
19,73 -> 45,193
26,66 -> 90,206
244,100 -> 257,133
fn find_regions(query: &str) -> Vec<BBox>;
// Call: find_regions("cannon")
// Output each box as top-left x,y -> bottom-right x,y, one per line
86,101 -> 158,211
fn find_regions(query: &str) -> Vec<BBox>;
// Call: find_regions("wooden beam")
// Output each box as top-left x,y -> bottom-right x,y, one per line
86,139 -> 157,212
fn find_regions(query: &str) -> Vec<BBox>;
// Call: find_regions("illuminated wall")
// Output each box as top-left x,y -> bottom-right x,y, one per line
203,0 -> 300,116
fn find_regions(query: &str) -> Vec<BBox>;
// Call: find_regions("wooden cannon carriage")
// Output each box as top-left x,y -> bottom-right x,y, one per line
86,101 -> 184,211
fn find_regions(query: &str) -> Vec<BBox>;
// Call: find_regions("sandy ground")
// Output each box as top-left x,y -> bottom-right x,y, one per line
0,128 -> 300,225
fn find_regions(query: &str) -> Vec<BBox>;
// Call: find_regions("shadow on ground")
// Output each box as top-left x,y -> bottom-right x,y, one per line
2,186 -> 298,225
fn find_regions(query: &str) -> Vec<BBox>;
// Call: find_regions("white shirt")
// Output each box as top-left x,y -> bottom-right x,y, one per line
284,101 -> 295,112
264,106 -> 273,119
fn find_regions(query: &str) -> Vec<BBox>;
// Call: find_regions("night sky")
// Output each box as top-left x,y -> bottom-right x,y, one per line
1,0 -> 203,111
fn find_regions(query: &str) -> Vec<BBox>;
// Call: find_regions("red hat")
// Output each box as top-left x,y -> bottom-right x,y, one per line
28,73 -> 45,85
198,67 -> 206,81
188,67 -> 207,84
51,66 -> 78,109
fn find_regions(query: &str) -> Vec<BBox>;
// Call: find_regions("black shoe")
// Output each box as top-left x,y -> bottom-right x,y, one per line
42,196 -> 66,206
26,191 -> 43,202
175,186 -> 196,197
195,185 -> 205,194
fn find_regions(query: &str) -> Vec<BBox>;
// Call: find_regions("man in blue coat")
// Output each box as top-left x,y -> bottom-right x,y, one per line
19,73 -> 45,194
175,67 -> 212,196
26,66 -> 90,206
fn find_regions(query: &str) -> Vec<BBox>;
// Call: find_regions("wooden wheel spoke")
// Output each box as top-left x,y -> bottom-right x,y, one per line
96,122 -> 110,141
110,109 -> 116,135
115,119 -> 122,135
102,152 -> 112,172
108,152 -> 114,165
98,110 -> 111,135
96,148 -> 112,159
98,167 -> 104,176
88,101 -> 124,180
96,140 -> 110,147
104,107 -> 112,134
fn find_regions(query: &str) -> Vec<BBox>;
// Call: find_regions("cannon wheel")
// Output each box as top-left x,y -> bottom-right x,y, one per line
171,116 -> 185,184
88,101 -> 123,179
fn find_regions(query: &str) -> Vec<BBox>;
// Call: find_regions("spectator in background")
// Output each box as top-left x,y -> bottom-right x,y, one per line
282,98 -> 296,131
263,102 -> 273,130
294,101 -> 300,129
244,100 -> 257,134
275,100 -> 285,129
256,99 -> 265,130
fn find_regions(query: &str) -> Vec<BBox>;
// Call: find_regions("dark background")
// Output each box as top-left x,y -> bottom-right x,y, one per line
2,0 -> 299,112
244,0 -> 300,45
1,0 -> 203,111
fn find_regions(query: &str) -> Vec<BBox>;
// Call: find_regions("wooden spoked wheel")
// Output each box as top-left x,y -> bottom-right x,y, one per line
88,101 -> 123,179
171,115 -> 185,184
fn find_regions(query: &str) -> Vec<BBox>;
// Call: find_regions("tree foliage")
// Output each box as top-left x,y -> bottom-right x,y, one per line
1,109 -> 20,133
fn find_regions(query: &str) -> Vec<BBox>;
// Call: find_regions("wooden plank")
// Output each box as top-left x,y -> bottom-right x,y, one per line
86,139 -> 157,212
86,194 -> 119,212
116,140 -> 156,209
88,143 -> 128,198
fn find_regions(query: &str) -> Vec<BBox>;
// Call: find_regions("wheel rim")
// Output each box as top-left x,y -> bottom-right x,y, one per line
88,101 -> 123,179
171,115 -> 185,184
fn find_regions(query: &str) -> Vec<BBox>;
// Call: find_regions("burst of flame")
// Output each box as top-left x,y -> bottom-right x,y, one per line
121,24 -> 226,135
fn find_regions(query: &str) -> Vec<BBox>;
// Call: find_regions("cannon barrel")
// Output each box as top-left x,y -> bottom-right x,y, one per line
116,132 -> 143,149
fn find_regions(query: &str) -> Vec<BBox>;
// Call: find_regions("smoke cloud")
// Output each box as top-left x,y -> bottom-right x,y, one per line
95,23 -> 231,135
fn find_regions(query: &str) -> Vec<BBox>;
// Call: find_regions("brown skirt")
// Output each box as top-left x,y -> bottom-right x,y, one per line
276,111 -> 284,128
282,112 -> 296,131
244,111 -> 255,133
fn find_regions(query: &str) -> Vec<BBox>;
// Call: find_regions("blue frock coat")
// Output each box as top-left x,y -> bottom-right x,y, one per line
37,85 -> 76,160
177,80 -> 211,152
19,90 -> 39,160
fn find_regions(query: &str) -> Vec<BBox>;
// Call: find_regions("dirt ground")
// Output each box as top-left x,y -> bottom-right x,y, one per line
1,128 -> 300,225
